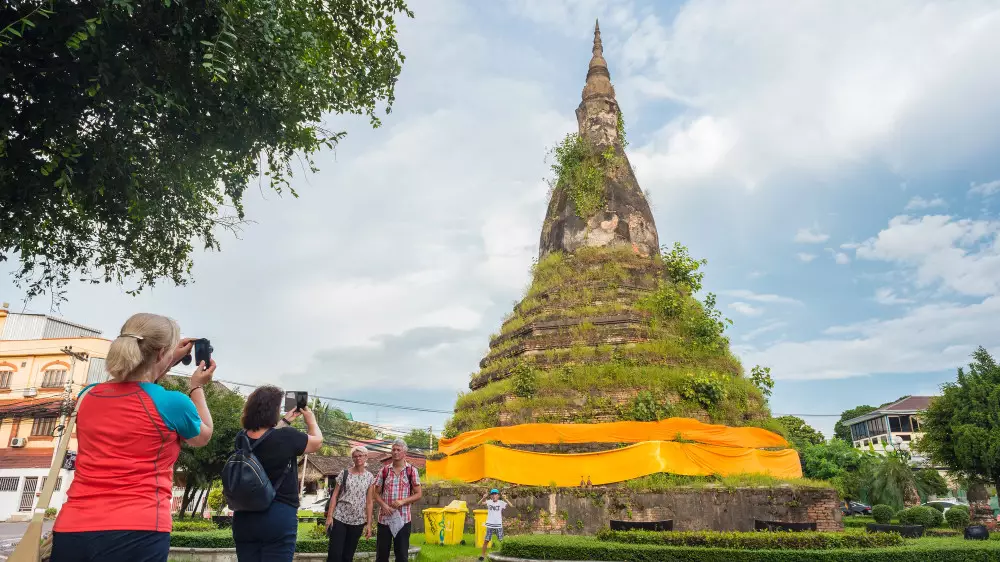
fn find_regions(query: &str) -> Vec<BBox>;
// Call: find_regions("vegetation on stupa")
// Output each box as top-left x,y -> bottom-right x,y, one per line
445,242 -> 776,438
547,113 -> 630,219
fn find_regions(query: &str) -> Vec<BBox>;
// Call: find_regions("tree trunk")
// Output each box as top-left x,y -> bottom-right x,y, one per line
199,480 -> 214,517
189,487 -> 206,518
969,482 -> 992,525
179,481 -> 196,515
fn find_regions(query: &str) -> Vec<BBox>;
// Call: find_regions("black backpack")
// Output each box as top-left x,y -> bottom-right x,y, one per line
221,429 -> 291,512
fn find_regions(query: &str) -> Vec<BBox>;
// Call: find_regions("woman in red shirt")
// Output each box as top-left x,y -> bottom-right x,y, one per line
51,313 -> 216,562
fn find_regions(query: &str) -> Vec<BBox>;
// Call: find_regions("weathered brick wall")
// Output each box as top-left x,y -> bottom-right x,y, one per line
414,484 -> 842,534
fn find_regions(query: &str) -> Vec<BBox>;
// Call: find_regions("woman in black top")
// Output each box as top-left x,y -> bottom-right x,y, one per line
231,386 -> 323,562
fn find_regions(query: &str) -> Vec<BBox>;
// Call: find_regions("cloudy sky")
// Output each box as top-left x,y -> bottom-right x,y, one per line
4,0 -> 1000,438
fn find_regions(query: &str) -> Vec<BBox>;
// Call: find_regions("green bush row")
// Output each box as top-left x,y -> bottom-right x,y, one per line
595,529 -> 902,550
500,535 -> 1000,561
171,520 -> 218,532
169,531 -> 375,552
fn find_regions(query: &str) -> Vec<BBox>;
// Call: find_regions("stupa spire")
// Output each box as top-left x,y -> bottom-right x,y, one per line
539,22 -> 658,259
581,19 -> 615,105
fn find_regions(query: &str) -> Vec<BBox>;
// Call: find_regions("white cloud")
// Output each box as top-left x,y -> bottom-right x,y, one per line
970,179 -> 1000,197
824,247 -> 851,264
874,287 -> 914,305
854,215 -> 1000,296
797,253 -> 817,263
740,320 -> 787,342
742,296 -> 1000,380
745,212 -> 1000,380
596,1 -> 1000,189
720,289 -> 802,305
729,301 -> 763,316
794,226 -> 830,244
904,195 -> 947,210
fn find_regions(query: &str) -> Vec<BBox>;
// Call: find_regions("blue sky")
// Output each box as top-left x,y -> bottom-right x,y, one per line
4,0 -> 1000,438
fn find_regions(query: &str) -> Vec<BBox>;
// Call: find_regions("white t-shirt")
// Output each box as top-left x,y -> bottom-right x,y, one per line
485,499 -> 506,528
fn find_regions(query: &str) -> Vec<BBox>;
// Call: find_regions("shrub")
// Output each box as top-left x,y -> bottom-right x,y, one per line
946,507 -> 971,530
43,508 -> 57,519
927,508 -> 945,528
872,505 -> 894,524
949,504 -> 970,516
172,519 -> 218,532
926,503 -> 945,513
595,530 -> 903,549
870,505 -> 894,524
898,506 -> 938,527
169,533 -> 375,552
501,534 -> 1000,561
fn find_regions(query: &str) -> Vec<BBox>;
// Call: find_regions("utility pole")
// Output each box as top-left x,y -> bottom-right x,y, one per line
50,347 -> 87,467
428,426 -> 433,451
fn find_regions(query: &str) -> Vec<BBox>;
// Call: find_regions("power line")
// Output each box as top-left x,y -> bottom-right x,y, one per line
169,373 -> 453,414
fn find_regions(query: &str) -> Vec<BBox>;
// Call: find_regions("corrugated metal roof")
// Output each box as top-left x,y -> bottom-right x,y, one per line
0,313 -> 101,340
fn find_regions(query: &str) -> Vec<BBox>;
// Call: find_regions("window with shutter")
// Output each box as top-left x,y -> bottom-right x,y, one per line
41,369 -> 67,388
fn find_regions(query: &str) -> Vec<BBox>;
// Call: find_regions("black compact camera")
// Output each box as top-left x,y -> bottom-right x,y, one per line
175,338 -> 214,367
285,391 -> 308,413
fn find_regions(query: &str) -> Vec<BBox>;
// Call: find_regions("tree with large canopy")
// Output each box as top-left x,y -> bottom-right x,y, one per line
1,0 -> 411,297
919,347 -> 1000,492
834,405 -> 876,442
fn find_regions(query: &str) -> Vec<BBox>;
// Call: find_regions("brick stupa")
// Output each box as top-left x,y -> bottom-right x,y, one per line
446,23 -> 771,441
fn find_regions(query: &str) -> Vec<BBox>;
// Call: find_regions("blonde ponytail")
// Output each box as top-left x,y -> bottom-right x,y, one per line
105,313 -> 181,382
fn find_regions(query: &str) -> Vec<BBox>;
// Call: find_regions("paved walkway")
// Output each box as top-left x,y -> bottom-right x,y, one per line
0,522 -> 54,561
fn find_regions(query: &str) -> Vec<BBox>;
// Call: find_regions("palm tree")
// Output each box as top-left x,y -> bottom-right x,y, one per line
867,449 -> 919,510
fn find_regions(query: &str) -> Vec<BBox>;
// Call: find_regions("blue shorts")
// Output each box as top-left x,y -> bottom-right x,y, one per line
485,526 -> 504,542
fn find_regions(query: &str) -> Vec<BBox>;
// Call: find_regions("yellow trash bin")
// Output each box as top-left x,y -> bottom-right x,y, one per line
474,509 -> 493,549
442,500 -> 469,545
422,507 -> 445,545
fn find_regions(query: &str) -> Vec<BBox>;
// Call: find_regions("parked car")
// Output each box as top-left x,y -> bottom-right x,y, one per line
842,501 -> 872,516
923,499 -> 968,514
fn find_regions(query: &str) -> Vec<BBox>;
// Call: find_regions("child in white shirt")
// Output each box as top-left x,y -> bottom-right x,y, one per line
478,488 -> 507,561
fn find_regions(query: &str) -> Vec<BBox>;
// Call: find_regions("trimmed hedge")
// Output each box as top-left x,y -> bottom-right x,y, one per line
500,535 -> 1000,561
843,517 -> 873,529
595,530 -> 902,549
171,520 -> 218,532
169,532 -> 375,553
872,505 -> 894,524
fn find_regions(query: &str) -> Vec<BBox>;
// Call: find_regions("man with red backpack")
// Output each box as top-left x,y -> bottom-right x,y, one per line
374,439 -> 422,562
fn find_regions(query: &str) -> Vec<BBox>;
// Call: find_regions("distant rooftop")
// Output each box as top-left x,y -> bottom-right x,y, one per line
0,310 -> 102,340
883,396 -> 933,412
845,396 -> 935,426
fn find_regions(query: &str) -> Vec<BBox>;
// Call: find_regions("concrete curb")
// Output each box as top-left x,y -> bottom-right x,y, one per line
488,555 -> 609,562
167,546 -> 419,561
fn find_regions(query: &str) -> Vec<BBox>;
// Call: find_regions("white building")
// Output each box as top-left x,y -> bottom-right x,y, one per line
845,396 -> 933,461
0,307 -> 110,521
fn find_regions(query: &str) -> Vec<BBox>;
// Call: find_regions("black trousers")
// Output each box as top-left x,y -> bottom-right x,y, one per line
375,522 -> 411,562
327,519 -> 365,562
50,531 -> 169,562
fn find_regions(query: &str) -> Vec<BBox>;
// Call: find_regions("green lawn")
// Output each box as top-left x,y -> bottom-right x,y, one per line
411,533 -> 486,561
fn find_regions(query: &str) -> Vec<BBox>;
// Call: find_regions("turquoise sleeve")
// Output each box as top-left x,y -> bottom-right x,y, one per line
139,383 -> 203,440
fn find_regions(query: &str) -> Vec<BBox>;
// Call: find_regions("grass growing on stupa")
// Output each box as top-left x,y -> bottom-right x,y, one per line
446,244 -> 776,438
